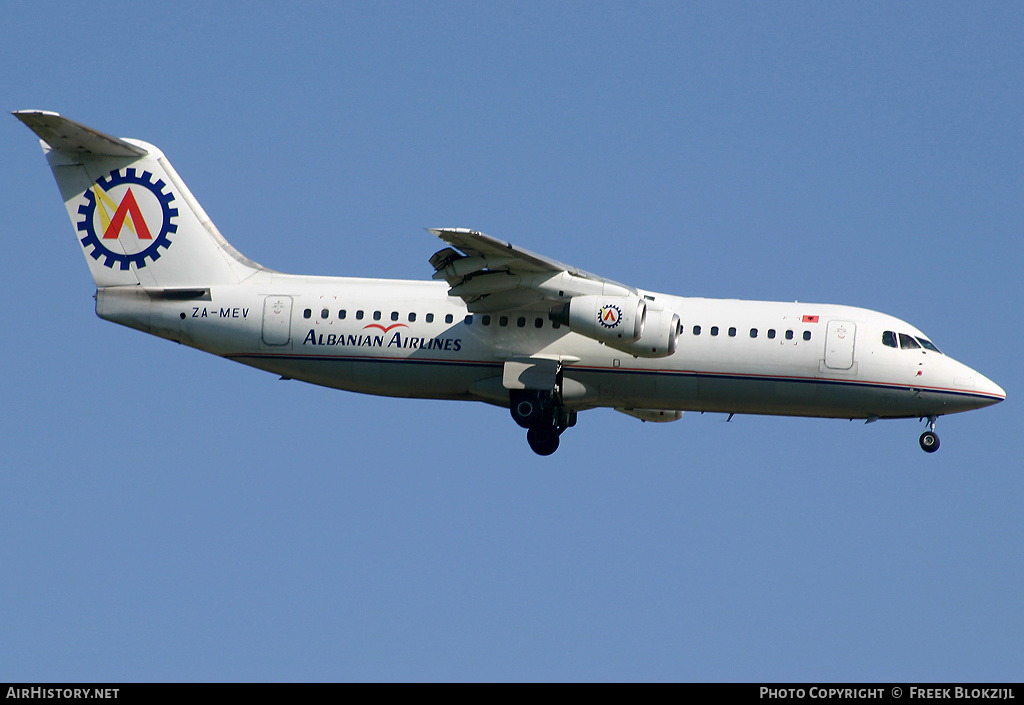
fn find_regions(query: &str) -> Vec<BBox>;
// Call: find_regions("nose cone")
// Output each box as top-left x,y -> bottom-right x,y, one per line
974,372 -> 1006,407
945,357 -> 1005,412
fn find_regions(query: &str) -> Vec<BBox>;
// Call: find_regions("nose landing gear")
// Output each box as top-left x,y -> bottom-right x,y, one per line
919,416 -> 940,453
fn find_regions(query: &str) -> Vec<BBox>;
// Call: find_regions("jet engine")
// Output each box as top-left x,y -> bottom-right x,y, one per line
550,294 -> 645,344
550,295 -> 680,358
612,307 -> 681,358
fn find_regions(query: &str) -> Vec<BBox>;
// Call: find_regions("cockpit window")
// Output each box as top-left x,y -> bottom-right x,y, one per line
898,333 -> 921,350
882,331 -> 898,348
916,337 -> 942,354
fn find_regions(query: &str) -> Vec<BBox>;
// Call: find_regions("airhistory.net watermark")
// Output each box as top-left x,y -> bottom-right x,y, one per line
6,689 -> 118,699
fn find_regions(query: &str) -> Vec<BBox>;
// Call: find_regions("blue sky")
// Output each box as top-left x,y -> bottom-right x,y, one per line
2,1 -> 1021,681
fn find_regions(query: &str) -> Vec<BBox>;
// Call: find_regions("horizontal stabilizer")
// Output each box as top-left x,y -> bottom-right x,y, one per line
15,109 -> 263,288
12,110 -> 147,157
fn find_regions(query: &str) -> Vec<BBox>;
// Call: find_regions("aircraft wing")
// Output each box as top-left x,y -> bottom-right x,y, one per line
428,228 -> 637,313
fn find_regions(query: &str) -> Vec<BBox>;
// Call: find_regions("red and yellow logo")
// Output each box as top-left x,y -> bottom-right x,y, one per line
598,304 -> 622,328
93,185 -> 154,241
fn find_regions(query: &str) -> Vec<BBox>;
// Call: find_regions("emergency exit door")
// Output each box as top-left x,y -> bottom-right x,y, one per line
262,295 -> 292,345
824,320 -> 856,370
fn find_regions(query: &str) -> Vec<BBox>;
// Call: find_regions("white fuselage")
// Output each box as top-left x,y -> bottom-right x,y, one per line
16,110 -> 1005,455
95,273 -> 1005,421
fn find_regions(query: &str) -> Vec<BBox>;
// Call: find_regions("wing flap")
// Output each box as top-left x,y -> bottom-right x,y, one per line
427,228 -> 635,311
429,228 -> 574,275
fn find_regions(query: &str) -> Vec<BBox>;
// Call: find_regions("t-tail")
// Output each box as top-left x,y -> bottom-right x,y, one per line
15,110 -> 263,289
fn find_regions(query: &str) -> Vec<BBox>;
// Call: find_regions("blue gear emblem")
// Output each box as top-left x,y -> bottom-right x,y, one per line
76,167 -> 178,270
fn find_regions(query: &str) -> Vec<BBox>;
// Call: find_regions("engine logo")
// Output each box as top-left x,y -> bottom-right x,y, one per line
598,304 -> 622,328
76,168 -> 178,270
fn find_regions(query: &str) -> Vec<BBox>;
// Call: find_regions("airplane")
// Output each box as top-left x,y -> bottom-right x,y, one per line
15,110 -> 1005,456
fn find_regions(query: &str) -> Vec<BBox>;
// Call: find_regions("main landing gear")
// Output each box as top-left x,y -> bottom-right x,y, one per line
510,390 -> 577,456
919,415 -> 940,453
527,425 -> 561,456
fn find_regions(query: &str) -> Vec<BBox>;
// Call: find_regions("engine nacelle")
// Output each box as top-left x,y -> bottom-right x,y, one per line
607,307 -> 681,358
550,295 -> 646,344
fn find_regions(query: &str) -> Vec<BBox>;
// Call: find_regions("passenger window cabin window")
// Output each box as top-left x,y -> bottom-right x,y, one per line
373,311 -> 381,321
391,311 -> 399,322
499,316 -> 509,327
445,314 -> 454,324
899,333 -> 921,350
426,313 -> 434,323
729,327 -> 737,337
339,310 -> 347,320
321,309 -> 329,319
711,326 -> 719,336
785,330 -> 794,340
303,309 -> 312,319
356,310 -> 364,320
882,331 -> 898,348
517,317 -> 526,328
481,315 -> 491,325
768,329 -> 776,339
408,312 -> 416,322
693,325 -> 701,336
535,318 -> 544,328
750,328 -> 758,338
803,331 -> 811,341
464,315 -> 473,325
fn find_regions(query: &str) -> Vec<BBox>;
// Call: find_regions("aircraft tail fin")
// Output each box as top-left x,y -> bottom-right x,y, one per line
15,110 -> 264,288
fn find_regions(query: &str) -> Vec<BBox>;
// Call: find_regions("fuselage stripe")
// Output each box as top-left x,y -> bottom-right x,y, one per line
223,352 -> 1003,402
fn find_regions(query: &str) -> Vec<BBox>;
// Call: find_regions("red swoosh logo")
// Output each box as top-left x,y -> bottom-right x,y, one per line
362,323 -> 408,333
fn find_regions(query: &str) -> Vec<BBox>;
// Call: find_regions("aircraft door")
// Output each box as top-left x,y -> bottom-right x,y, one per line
262,295 -> 292,345
824,320 -> 856,370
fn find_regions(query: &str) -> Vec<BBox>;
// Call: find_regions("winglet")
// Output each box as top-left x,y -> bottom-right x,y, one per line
13,110 -> 147,157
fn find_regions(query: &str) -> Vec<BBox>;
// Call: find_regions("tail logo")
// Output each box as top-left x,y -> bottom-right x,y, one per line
76,168 -> 178,270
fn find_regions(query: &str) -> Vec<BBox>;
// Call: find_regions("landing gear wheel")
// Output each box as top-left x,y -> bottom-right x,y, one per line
510,390 -> 551,429
919,431 -> 940,453
527,426 -> 560,456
